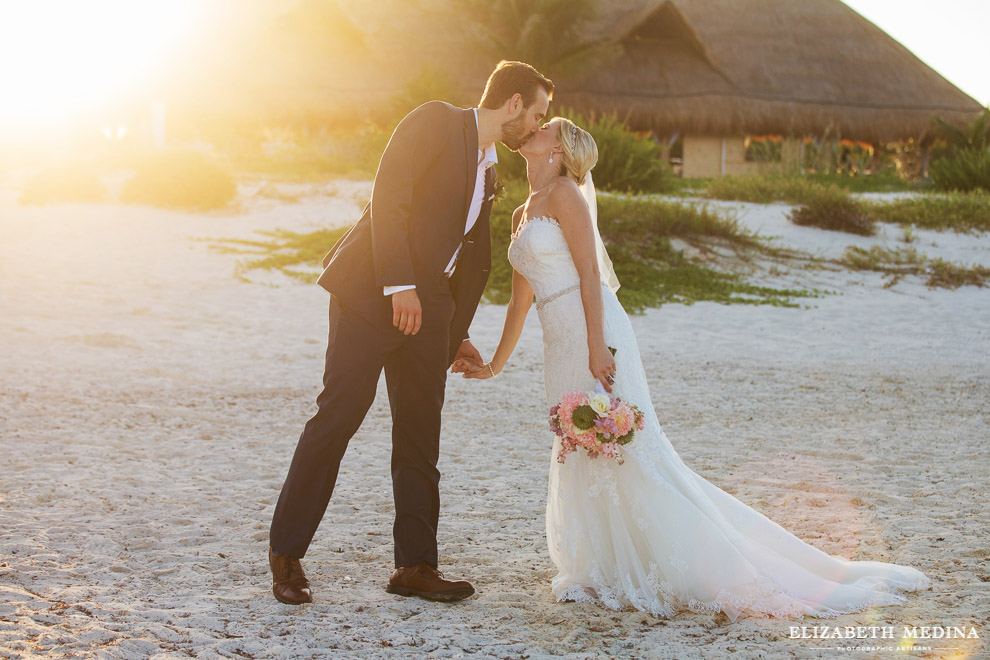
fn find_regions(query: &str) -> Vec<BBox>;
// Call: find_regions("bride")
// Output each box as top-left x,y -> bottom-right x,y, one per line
454,116 -> 930,621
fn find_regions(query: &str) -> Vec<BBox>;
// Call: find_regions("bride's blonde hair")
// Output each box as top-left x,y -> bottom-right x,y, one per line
556,117 -> 598,185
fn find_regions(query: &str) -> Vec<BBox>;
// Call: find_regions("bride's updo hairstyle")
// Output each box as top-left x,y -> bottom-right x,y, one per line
556,117 -> 598,185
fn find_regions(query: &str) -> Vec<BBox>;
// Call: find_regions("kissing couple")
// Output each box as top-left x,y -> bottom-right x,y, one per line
267,61 -> 929,621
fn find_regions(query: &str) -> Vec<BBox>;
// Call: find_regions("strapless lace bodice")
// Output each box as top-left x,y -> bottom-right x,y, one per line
507,216 -> 582,305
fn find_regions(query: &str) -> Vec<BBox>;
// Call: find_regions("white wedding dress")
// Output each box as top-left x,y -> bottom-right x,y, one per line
507,214 -> 930,621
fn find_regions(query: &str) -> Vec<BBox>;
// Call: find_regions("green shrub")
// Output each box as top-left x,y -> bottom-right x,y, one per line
313,125 -> 390,177
929,108 -> 990,192
931,108 -> 990,153
704,171 -> 920,203
228,124 -> 390,181
789,188 -> 875,235
19,163 -> 107,205
494,143 -> 528,183
804,170 -> 918,193
384,66 -> 467,127
865,191 -> 990,233
484,178 -> 529,304
122,150 -> 237,210
705,175 -> 828,205
495,112 -> 671,194
930,148 -> 990,193
571,113 -> 670,194
597,194 -> 758,247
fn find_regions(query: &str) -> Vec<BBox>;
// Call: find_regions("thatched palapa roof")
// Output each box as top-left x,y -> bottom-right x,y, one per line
244,0 -> 984,142
558,0 -> 984,142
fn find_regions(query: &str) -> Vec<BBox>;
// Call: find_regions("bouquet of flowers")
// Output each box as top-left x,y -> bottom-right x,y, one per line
549,383 -> 645,465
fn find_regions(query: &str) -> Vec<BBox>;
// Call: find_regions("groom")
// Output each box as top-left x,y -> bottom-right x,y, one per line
268,61 -> 553,604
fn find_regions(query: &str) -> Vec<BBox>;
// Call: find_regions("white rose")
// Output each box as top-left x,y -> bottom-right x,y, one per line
589,393 -> 610,417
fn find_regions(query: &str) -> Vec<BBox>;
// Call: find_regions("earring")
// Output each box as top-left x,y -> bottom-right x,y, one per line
548,153 -> 554,164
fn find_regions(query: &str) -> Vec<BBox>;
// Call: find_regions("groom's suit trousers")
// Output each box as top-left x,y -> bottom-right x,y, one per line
269,280 -> 456,568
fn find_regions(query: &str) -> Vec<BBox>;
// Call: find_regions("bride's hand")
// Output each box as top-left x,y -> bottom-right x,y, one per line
451,340 -> 484,373
590,343 -> 616,393
462,361 -> 497,380
450,358 -> 480,374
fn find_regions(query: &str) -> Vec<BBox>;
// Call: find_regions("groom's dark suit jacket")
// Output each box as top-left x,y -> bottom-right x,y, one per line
317,101 -> 494,364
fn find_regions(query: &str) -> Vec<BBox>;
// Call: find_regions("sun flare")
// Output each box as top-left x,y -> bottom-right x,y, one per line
0,1 -> 197,128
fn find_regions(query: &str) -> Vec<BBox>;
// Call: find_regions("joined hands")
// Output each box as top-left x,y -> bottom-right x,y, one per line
450,339 -> 489,377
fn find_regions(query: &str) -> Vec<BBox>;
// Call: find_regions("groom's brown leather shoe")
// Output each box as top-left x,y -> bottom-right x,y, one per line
386,561 -> 475,602
269,547 -> 313,605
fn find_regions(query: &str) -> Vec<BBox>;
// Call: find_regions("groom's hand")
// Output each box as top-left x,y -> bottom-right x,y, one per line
451,339 -> 483,373
391,289 -> 422,335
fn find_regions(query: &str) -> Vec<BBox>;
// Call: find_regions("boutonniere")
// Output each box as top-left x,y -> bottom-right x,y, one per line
489,175 -> 504,203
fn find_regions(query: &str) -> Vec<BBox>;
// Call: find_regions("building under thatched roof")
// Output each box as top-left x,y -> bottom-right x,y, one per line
563,0 -> 983,141
211,0 -> 983,177
551,0 -> 985,175
334,0 -> 984,176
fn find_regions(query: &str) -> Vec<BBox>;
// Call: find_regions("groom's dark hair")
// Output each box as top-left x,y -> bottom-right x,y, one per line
479,60 -> 554,110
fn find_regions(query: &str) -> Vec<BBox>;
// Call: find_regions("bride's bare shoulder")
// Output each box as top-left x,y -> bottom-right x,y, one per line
549,176 -> 580,198
511,204 -> 525,233
547,177 -> 589,226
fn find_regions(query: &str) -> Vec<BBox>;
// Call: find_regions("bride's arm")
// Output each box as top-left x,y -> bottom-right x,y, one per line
550,179 -> 616,392
461,206 -> 534,379
482,268 -> 534,376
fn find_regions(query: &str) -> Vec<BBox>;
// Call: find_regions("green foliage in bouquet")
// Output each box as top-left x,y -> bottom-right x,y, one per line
571,405 -> 598,431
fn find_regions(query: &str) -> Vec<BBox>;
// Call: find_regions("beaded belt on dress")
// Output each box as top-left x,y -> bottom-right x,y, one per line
535,282 -> 607,311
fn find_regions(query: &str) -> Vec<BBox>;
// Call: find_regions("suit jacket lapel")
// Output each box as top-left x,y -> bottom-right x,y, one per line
462,109 -> 478,221
478,166 -> 495,227
484,166 -> 495,200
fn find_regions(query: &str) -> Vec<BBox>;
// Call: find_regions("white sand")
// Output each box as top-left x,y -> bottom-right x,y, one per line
1,180 -> 987,659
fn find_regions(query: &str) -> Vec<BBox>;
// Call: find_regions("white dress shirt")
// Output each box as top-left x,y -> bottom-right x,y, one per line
384,108 -> 498,296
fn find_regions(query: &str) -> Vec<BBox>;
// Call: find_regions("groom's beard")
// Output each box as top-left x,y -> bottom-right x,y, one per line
499,113 -> 532,151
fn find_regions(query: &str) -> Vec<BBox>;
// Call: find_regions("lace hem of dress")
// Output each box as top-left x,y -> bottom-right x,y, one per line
553,570 -> 931,621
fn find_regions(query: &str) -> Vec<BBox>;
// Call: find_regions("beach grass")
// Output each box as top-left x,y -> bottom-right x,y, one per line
703,173 -> 922,205
789,188 -> 876,236
207,228 -> 348,282
484,180 -> 814,309
864,191 -> 990,233
209,180 -> 815,310
840,244 -> 989,289
704,175 -> 829,205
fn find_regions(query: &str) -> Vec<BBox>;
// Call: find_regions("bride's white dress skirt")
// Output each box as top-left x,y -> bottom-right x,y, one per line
509,216 -> 930,622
